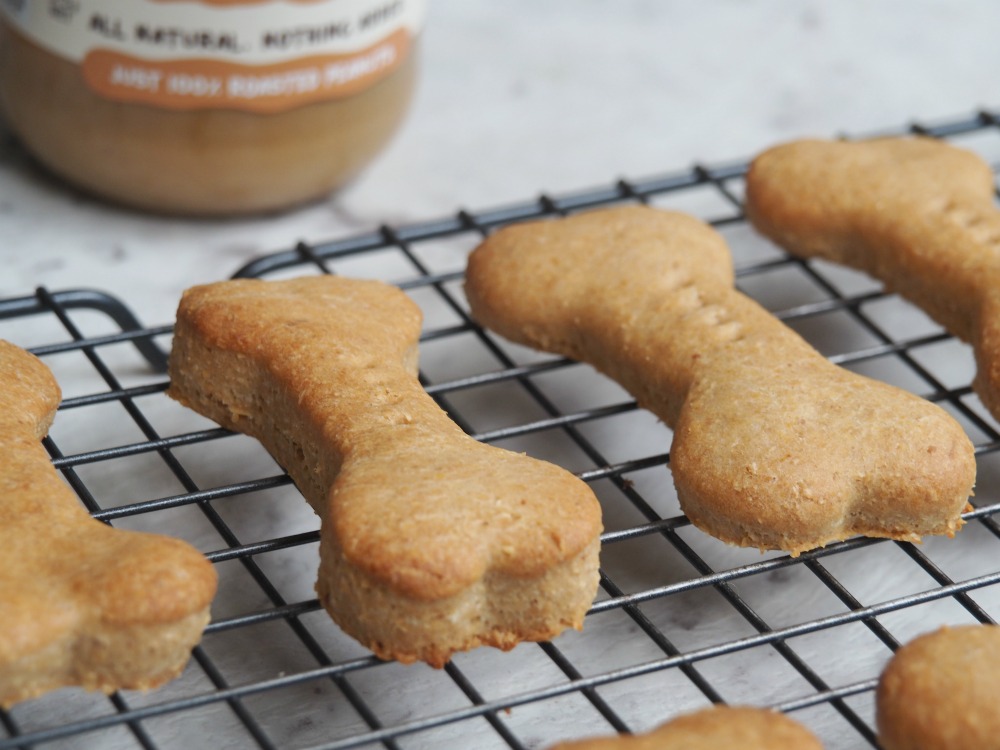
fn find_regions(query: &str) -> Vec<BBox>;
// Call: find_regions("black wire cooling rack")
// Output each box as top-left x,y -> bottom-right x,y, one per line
3,110 -> 1000,750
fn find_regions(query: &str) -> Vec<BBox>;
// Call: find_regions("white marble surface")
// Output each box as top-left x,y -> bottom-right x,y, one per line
2,0 -> 1000,324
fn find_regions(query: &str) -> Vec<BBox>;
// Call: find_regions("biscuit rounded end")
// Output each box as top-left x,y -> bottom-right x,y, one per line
318,535 -> 601,666
547,705 -> 823,749
671,359 -> 974,555
877,624 -> 1000,750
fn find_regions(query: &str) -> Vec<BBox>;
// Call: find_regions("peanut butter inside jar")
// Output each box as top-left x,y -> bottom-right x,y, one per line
0,4 -> 419,216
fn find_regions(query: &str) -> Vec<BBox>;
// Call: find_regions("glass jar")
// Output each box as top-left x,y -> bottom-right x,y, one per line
0,1 -> 423,215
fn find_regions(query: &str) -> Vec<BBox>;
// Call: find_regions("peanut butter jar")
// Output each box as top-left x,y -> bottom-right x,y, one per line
0,1 -> 423,216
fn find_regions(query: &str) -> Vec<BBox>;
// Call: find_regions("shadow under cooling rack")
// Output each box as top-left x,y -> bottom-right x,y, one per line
3,109 -> 1000,750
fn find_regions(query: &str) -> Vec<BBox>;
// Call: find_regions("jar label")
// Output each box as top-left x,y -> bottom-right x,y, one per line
0,0 -> 424,113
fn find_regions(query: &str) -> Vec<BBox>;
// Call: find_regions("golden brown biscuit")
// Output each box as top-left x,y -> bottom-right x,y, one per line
547,705 -> 823,749
877,624 -> 1000,750
745,136 -> 1000,421
465,205 -> 974,555
166,276 -> 602,667
0,340 -> 216,707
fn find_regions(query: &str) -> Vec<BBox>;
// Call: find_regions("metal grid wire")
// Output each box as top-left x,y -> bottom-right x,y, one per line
3,109 -> 1000,750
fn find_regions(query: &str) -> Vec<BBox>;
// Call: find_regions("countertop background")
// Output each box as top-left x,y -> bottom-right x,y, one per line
2,0 -> 999,325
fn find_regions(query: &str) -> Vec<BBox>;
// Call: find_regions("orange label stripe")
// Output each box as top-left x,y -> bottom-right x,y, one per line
81,27 -> 409,113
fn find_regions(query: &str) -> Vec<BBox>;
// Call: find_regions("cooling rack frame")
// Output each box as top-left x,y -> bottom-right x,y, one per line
3,109 -> 1000,750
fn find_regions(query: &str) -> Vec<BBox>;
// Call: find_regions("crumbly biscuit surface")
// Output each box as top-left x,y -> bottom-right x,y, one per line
465,205 -> 974,554
745,136 -> 1000,420
166,276 -> 602,666
0,340 -> 216,707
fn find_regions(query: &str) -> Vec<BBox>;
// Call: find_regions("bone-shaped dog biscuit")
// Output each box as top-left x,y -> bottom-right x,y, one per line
877,625 -> 1000,750
0,340 -> 216,707
465,205 -> 974,554
745,136 -> 1000,421
547,705 -> 823,749
166,276 -> 602,666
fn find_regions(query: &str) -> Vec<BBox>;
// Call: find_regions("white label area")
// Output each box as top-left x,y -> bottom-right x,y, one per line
1,0 -> 425,65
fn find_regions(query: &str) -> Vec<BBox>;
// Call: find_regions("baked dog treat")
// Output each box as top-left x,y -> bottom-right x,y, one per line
465,205 -> 975,555
745,136 -> 1000,420
167,276 -> 602,666
877,624 -> 1000,750
547,705 -> 823,749
0,340 -> 216,707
